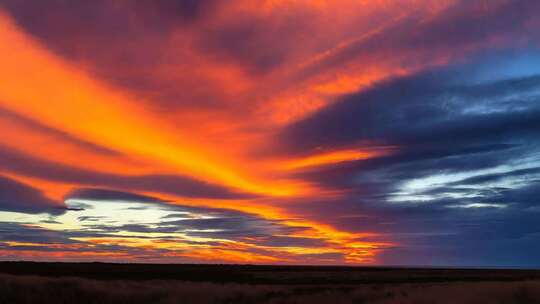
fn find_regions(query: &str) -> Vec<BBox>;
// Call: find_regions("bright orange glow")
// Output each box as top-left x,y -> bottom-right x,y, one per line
0,13 -> 302,197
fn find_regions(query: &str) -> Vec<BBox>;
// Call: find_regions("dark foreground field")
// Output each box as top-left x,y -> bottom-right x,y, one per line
1,262 -> 540,303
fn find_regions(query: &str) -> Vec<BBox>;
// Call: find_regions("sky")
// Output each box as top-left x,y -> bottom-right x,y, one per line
0,0 -> 539,267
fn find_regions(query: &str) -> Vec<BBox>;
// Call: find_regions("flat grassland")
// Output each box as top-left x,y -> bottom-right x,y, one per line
1,262 -> 539,303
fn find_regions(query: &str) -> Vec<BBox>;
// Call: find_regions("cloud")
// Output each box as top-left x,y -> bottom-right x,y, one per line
273,54 -> 540,266
0,188 -> 341,263
0,222 -> 78,245
256,235 -> 328,248
0,107 -> 119,156
0,0 -> 219,43
0,0 -> 231,112
63,188 -> 301,241
67,188 -> 161,203
290,0 -> 540,88
0,145 -> 253,199
282,55 -> 540,196
0,175 -> 64,214
283,58 -> 540,152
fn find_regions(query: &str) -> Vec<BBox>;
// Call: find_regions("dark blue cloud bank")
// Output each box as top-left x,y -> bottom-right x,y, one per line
282,52 -> 540,267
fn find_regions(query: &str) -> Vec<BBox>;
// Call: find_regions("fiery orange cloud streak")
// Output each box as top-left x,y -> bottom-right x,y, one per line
0,114 -> 156,175
279,148 -> 394,170
0,13 -> 305,197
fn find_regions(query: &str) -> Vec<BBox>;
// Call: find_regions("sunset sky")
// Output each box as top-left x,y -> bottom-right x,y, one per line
1,0 -> 539,267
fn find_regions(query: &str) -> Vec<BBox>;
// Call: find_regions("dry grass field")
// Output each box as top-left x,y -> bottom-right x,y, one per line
1,263 -> 539,303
